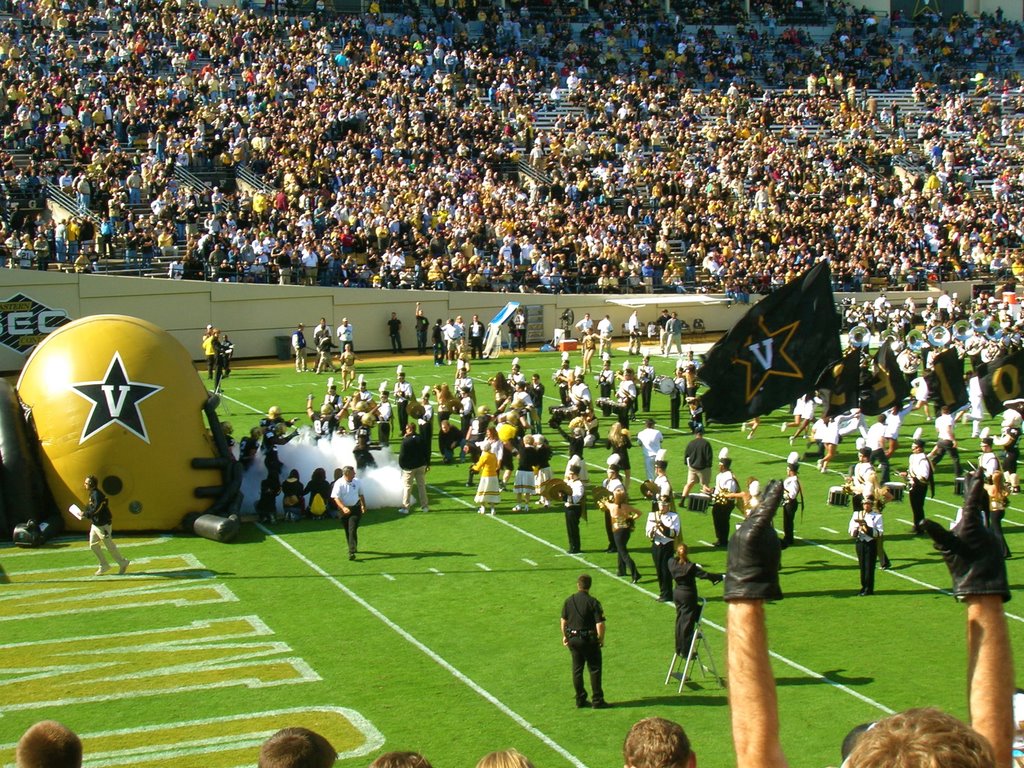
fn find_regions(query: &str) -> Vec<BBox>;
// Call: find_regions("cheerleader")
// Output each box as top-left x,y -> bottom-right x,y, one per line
986,469 -> 1011,559
338,343 -> 356,390
602,456 -> 626,553
607,422 -> 633,489
781,452 -> 804,549
780,393 -> 817,443
472,443 -> 501,516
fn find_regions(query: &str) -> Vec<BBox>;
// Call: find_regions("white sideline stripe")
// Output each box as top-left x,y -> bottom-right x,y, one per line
699,540 -> 714,548
475,563 -> 492,572
522,559 -> 537,566
428,485 -> 896,715
820,527 -> 838,534
0,536 -> 172,556
258,524 -> 590,768
382,573 -> 396,582
428,568 -> 444,576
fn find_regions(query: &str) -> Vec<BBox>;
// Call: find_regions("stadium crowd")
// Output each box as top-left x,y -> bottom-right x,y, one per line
0,0 -> 1022,294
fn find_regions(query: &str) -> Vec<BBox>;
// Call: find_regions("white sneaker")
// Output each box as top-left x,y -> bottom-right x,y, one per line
478,506 -> 486,515
398,507 -> 410,515
789,436 -> 795,445
489,509 -> 496,516
420,507 -> 429,514
95,565 -> 110,576
780,423 -> 787,432
118,560 -> 130,575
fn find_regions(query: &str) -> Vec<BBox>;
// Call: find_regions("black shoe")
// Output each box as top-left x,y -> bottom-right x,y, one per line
576,700 -> 589,709
349,552 -> 356,561
857,589 -> 868,596
880,561 -> 891,570
605,545 -> 616,553
631,574 -> 641,584
656,596 -> 668,602
591,701 -> 611,709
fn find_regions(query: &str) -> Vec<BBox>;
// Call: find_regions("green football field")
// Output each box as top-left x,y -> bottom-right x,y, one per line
2,348 -> 1022,768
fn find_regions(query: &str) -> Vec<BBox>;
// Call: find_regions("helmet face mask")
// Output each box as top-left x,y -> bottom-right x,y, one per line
17,315 -> 236,531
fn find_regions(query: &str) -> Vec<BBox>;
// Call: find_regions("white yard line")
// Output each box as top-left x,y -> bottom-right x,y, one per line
259,524 -> 591,768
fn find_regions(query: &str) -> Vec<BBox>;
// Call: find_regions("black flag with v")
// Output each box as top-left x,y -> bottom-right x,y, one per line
699,262 -> 842,424
860,341 -> 912,416
925,348 -> 968,411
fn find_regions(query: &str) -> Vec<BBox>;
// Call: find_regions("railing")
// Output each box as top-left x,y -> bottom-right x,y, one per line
236,163 -> 276,195
45,184 -> 103,223
174,164 -> 213,192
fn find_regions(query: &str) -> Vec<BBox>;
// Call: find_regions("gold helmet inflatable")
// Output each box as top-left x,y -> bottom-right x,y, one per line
15,315 -> 240,532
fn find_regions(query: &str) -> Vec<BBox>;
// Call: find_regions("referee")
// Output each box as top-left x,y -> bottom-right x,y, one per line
560,573 -> 609,709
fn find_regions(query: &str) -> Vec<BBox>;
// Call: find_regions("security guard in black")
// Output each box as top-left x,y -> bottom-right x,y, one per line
560,573 -> 608,708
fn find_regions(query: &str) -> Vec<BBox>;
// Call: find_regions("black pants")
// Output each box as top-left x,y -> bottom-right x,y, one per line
603,508 -> 616,550
640,381 -> 652,412
433,342 -> 445,365
781,499 -> 797,546
390,334 -> 403,353
670,396 -> 681,429
613,528 -> 638,579
870,448 -> 890,484
343,512 -> 362,555
567,636 -> 603,705
909,481 -> 927,531
652,541 -> 674,600
856,537 -> 877,594
470,338 -> 484,358
673,591 -> 701,655
600,383 -> 612,416
991,506 -> 1011,558
397,404 -> 409,433
712,501 -> 735,546
416,330 -> 427,355
565,505 -> 582,553
931,439 -> 961,477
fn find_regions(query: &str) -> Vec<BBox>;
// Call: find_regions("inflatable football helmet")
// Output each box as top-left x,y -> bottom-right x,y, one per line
14,315 -> 241,532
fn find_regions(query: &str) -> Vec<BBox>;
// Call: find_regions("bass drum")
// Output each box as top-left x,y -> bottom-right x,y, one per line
655,376 -> 676,395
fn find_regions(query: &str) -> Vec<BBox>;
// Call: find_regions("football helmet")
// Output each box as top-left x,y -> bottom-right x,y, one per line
16,314 -> 241,532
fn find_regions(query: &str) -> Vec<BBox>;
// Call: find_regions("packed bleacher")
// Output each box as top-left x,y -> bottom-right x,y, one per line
0,0 -> 1022,295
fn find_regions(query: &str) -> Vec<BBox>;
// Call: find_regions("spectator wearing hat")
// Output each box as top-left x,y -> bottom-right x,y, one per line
709,449 -> 739,547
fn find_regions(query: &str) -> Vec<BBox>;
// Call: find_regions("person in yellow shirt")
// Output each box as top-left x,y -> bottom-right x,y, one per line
472,443 -> 501,515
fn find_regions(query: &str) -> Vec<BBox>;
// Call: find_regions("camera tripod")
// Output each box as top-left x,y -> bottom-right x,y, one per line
664,598 -> 724,692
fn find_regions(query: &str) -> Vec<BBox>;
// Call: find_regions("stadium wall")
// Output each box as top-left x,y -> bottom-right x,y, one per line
0,269 -> 977,372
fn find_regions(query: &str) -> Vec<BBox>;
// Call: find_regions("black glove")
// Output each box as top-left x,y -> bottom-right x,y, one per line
709,573 -> 724,586
724,479 -> 783,602
920,468 -> 1010,602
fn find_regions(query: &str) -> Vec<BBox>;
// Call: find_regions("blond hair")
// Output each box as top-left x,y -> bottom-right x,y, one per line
475,749 -> 534,768
845,708 -> 994,768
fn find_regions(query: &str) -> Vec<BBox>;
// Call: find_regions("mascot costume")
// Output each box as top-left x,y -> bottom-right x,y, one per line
2,315 -> 242,544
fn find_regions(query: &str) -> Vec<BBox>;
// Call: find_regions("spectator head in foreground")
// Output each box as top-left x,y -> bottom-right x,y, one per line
369,752 -> 433,768
843,708 -> 994,768
624,717 -> 694,768
475,749 -> 535,768
258,727 -> 337,768
16,720 -> 82,768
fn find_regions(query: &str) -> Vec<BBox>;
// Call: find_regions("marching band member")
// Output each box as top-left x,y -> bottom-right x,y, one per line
376,386 -> 393,447
865,413 -> 890,484
901,429 -> 934,534
597,354 -> 615,417
927,404 -> 962,479
554,352 -> 572,406
616,363 -> 638,426
670,363 -> 685,430
849,496 -> 882,596
564,463 -> 585,554
417,386 -> 434,449
626,310 -> 643,355
961,370 -> 985,437
851,444 -> 891,569
511,379 -> 537,429
607,422 -> 633,489
569,367 -> 592,411
509,357 -> 527,388
637,354 -> 656,412
996,406 -> 1022,493
393,366 -> 413,433
780,452 -> 804,549
637,418 -> 663,481
707,448 -> 739,547
454,359 -> 474,399
646,495 -> 680,601
602,456 -> 626,553
979,429 -> 1001,479
649,449 -> 673,510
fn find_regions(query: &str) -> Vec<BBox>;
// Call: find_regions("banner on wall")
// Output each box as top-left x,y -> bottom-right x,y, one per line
0,293 -> 70,356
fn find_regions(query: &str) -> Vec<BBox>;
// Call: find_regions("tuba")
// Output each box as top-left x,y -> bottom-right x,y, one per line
905,329 -> 927,352
848,324 -> 871,348
927,325 -> 950,348
970,312 -> 992,334
952,319 -> 972,342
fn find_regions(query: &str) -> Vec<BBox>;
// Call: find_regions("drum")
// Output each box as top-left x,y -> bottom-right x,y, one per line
686,493 -> 711,513
954,477 -> 966,496
827,486 -> 850,507
884,482 -> 905,502
596,397 -> 621,411
655,376 -> 677,395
